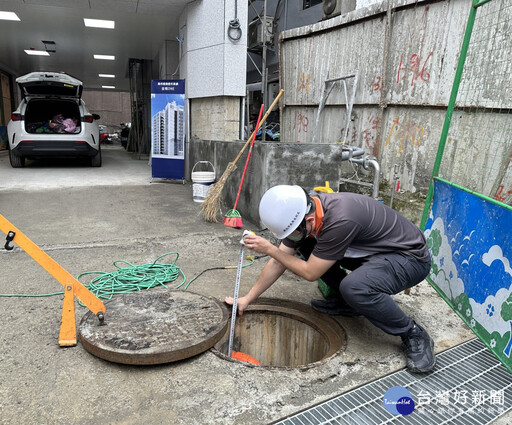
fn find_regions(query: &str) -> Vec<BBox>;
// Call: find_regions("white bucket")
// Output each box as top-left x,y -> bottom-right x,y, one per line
191,161 -> 216,203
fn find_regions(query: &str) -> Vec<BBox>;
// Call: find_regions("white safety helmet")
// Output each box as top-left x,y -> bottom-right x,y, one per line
259,185 -> 310,239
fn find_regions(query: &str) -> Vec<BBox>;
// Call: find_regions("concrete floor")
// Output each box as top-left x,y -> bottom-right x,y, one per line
0,144 -> 507,424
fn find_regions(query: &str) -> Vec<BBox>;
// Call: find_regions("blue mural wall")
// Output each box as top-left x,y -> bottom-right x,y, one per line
424,179 -> 512,372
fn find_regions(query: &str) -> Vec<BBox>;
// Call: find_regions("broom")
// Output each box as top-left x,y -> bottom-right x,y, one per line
201,89 -> 284,223
223,104 -> 265,228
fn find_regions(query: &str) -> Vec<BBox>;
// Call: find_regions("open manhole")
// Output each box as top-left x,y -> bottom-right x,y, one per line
211,298 -> 347,369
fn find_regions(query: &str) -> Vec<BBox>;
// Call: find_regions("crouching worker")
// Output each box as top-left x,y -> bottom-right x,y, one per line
225,185 -> 435,373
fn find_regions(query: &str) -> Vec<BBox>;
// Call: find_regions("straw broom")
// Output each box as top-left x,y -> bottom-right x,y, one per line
201,89 -> 284,222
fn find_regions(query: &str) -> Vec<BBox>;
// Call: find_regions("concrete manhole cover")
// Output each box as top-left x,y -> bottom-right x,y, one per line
79,290 -> 229,365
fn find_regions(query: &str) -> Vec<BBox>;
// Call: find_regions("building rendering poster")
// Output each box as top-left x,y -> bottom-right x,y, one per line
150,79 -> 185,180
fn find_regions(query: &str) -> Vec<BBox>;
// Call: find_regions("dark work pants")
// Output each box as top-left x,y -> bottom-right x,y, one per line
297,239 -> 431,336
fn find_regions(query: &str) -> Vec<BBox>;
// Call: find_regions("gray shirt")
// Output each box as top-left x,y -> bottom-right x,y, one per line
283,192 -> 430,262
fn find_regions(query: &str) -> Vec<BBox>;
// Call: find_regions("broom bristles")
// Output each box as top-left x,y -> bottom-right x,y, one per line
201,162 -> 237,223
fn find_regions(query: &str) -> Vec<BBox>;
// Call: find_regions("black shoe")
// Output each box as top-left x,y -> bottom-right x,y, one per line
401,323 -> 436,373
310,298 -> 361,316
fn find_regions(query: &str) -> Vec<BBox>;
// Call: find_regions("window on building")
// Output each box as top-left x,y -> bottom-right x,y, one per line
303,0 -> 322,9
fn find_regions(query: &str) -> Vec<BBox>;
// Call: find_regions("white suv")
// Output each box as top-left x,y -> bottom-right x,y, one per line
7,72 -> 102,167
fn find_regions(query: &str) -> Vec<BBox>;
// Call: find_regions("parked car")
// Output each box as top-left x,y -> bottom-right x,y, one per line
98,125 -> 111,144
7,71 -> 102,167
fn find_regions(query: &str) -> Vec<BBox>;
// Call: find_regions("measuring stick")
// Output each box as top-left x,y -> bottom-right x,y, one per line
227,230 -> 253,358
227,243 -> 245,357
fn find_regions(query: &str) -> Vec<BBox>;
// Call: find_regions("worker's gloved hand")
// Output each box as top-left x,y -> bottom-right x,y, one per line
243,233 -> 273,255
225,295 -> 249,316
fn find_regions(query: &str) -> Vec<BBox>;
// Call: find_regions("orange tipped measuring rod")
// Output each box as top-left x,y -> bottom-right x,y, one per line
0,214 -> 106,346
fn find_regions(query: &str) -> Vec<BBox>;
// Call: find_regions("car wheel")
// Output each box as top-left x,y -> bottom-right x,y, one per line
9,149 -> 25,168
90,147 -> 102,167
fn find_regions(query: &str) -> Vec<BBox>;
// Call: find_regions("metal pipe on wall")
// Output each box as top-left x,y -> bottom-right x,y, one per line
349,156 -> 381,199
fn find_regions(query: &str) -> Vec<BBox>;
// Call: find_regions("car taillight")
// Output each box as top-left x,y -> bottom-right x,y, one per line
11,113 -> 22,121
83,115 -> 94,123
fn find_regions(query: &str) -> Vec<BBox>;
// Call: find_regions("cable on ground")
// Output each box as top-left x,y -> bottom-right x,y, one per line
0,252 -> 265,299
76,252 -> 186,303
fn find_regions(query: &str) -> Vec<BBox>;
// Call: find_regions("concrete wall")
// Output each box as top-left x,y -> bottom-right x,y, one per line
190,97 -> 241,141
280,0 -> 471,194
356,0 -> 383,7
190,137 -> 343,225
81,90 -> 131,133
246,0 -> 381,85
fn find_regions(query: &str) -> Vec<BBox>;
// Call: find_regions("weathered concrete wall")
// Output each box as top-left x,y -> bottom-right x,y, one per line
188,0 -> 512,223
280,0 -> 471,193
190,97 -> 241,141
189,138 -> 342,225
82,91 -> 131,133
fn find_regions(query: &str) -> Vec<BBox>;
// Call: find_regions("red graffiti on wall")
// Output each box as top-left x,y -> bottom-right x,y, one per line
297,72 -> 311,94
407,6 -> 430,48
293,111 -> 309,141
361,116 -> 381,150
397,51 -> 433,86
339,124 -> 358,146
338,115 -> 381,151
385,116 -> 425,154
495,185 -> 512,203
369,76 -> 382,94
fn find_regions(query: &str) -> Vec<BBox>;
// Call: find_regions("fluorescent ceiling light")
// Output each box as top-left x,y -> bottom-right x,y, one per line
84,18 -> 115,29
102,86 -> 115,89
94,54 -> 115,60
99,74 -> 115,78
24,50 -> 50,56
0,11 -> 20,21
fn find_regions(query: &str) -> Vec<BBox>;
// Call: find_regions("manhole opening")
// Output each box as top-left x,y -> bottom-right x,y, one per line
211,298 -> 347,369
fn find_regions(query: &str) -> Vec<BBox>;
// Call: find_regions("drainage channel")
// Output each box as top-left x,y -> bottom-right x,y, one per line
273,338 -> 512,424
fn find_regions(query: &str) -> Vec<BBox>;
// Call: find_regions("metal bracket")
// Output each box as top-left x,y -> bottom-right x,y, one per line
59,284 -> 77,347
0,213 -> 106,347
4,231 -> 15,251
312,71 -> 358,144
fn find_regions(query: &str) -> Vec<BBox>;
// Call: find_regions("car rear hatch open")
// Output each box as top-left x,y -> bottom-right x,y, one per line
16,72 -> 83,99
16,72 -> 84,135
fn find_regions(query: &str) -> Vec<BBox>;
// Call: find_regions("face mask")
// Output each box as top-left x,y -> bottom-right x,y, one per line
286,219 -> 307,242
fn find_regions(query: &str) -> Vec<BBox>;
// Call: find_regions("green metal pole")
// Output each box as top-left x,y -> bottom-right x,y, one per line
436,177 -> 512,211
419,2 -> 480,230
473,0 -> 493,7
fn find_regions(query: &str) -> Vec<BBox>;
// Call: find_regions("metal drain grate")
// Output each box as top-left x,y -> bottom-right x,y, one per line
273,338 -> 512,424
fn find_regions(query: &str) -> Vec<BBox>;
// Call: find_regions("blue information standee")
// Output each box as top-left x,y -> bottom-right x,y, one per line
150,79 -> 185,180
